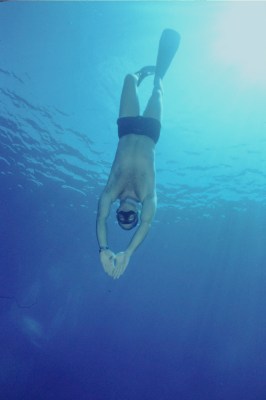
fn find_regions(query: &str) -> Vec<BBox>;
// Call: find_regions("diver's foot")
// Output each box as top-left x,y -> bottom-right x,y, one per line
135,66 -> 156,87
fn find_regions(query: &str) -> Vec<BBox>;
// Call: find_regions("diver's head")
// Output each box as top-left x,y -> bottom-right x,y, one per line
116,198 -> 141,230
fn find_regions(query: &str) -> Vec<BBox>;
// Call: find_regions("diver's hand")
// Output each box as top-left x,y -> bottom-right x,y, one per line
100,249 -> 116,277
112,251 -> 131,280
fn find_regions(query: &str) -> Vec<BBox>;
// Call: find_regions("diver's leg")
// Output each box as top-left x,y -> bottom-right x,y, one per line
143,76 -> 163,121
118,74 -> 140,118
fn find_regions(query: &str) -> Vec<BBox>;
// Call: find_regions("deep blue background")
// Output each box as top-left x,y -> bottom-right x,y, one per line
1,2 -> 266,400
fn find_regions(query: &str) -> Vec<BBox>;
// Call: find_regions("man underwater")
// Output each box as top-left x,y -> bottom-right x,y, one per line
96,29 -> 181,279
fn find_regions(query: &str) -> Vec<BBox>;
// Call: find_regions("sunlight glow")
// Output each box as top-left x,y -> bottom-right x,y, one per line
212,4 -> 266,85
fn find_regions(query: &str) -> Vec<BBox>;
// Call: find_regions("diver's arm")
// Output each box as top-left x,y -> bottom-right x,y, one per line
96,191 -> 112,248
96,192 -> 116,275
127,194 -> 156,256
127,221 -> 152,256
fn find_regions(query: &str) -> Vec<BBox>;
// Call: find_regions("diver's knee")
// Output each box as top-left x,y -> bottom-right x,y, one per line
124,73 -> 138,86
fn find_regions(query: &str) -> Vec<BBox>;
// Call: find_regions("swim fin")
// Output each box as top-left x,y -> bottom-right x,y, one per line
155,29 -> 181,79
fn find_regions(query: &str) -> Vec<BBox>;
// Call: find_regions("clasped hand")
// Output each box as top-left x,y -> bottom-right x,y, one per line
100,249 -> 130,279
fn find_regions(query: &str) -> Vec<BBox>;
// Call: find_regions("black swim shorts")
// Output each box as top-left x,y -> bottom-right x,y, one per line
117,116 -> 161,144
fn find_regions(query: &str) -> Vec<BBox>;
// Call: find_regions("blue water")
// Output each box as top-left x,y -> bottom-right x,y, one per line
1,2 -> 266,399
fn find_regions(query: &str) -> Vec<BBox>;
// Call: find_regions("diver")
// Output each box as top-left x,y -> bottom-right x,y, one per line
96,29 -> 181,279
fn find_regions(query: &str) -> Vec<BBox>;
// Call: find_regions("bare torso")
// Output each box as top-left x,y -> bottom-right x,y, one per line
106,134 -> 156,202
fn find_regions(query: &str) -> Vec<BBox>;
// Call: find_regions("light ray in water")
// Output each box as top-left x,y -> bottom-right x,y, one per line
211,3 -> 266,86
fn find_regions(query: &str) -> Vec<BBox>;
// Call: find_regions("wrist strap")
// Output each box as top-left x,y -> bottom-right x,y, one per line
99,246 -> 109,253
